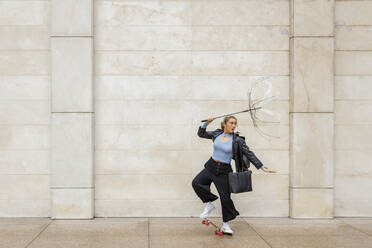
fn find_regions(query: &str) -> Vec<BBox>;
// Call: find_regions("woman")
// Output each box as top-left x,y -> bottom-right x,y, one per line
192,115 -> 276,235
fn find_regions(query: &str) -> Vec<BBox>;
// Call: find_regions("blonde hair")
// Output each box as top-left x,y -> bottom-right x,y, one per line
220,116 -> 237,131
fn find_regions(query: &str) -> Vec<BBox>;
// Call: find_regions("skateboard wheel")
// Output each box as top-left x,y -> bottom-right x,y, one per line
214,230 -> 218,235
218,232 -> 223,236
206,222 -> 210,226
202,220 -> 205,224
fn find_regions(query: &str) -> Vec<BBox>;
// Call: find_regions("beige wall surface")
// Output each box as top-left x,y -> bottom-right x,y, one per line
94,0 -> 290,217
0,0 -> 370,218
334,0 -> 372,216
0,0 -> 50,217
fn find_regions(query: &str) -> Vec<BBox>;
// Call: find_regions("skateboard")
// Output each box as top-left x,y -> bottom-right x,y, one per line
201,218 -> 233,236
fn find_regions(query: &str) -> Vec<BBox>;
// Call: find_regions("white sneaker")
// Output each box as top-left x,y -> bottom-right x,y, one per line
221,222 -> 233,235
199,202 -> 216,219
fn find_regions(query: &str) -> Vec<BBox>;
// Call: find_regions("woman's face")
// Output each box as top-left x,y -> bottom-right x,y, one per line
224,118 -> 237,133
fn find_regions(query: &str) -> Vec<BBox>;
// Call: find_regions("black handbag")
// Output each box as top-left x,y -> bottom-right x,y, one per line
228,169 -> 252,193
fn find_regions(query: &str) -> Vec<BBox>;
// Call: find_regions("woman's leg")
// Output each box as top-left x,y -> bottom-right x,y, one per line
192,168 -> 219,203
212,173 -> 240,222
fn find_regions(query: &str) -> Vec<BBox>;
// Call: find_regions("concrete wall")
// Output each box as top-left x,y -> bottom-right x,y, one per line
334,0 -> 372,216
0,0 -> 50,216
0,0 -> 371,218
289,0 -> 335,218
94,0 -> 290,217
50,0 -> 94,219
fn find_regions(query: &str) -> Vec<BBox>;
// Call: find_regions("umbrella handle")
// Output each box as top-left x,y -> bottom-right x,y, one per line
200,107 -> 262,122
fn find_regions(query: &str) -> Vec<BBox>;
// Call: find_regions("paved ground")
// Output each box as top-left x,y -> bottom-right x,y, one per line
1,217 -> 372,248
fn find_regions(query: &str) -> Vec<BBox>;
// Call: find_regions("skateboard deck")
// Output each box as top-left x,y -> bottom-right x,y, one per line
201,218 -> 233,236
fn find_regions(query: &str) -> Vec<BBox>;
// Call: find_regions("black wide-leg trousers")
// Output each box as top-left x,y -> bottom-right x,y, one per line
192,157 -> 240,222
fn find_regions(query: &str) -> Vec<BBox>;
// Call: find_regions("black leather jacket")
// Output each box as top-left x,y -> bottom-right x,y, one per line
197,126 -> 264,172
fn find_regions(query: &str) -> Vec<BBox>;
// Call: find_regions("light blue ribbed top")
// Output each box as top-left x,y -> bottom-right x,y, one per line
200,122 -> 264,169
201,122 -> 232,164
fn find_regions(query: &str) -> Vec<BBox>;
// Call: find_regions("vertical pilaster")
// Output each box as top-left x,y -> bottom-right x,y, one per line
50,0 -> 94,219
289,0 -> 334,218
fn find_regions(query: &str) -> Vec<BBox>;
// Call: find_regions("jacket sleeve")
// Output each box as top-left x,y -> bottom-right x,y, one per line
197,122 -> 214,140
240,140 -> 264,170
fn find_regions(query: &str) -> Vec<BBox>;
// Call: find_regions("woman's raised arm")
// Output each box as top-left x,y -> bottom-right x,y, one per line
197,118 -> 215,139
